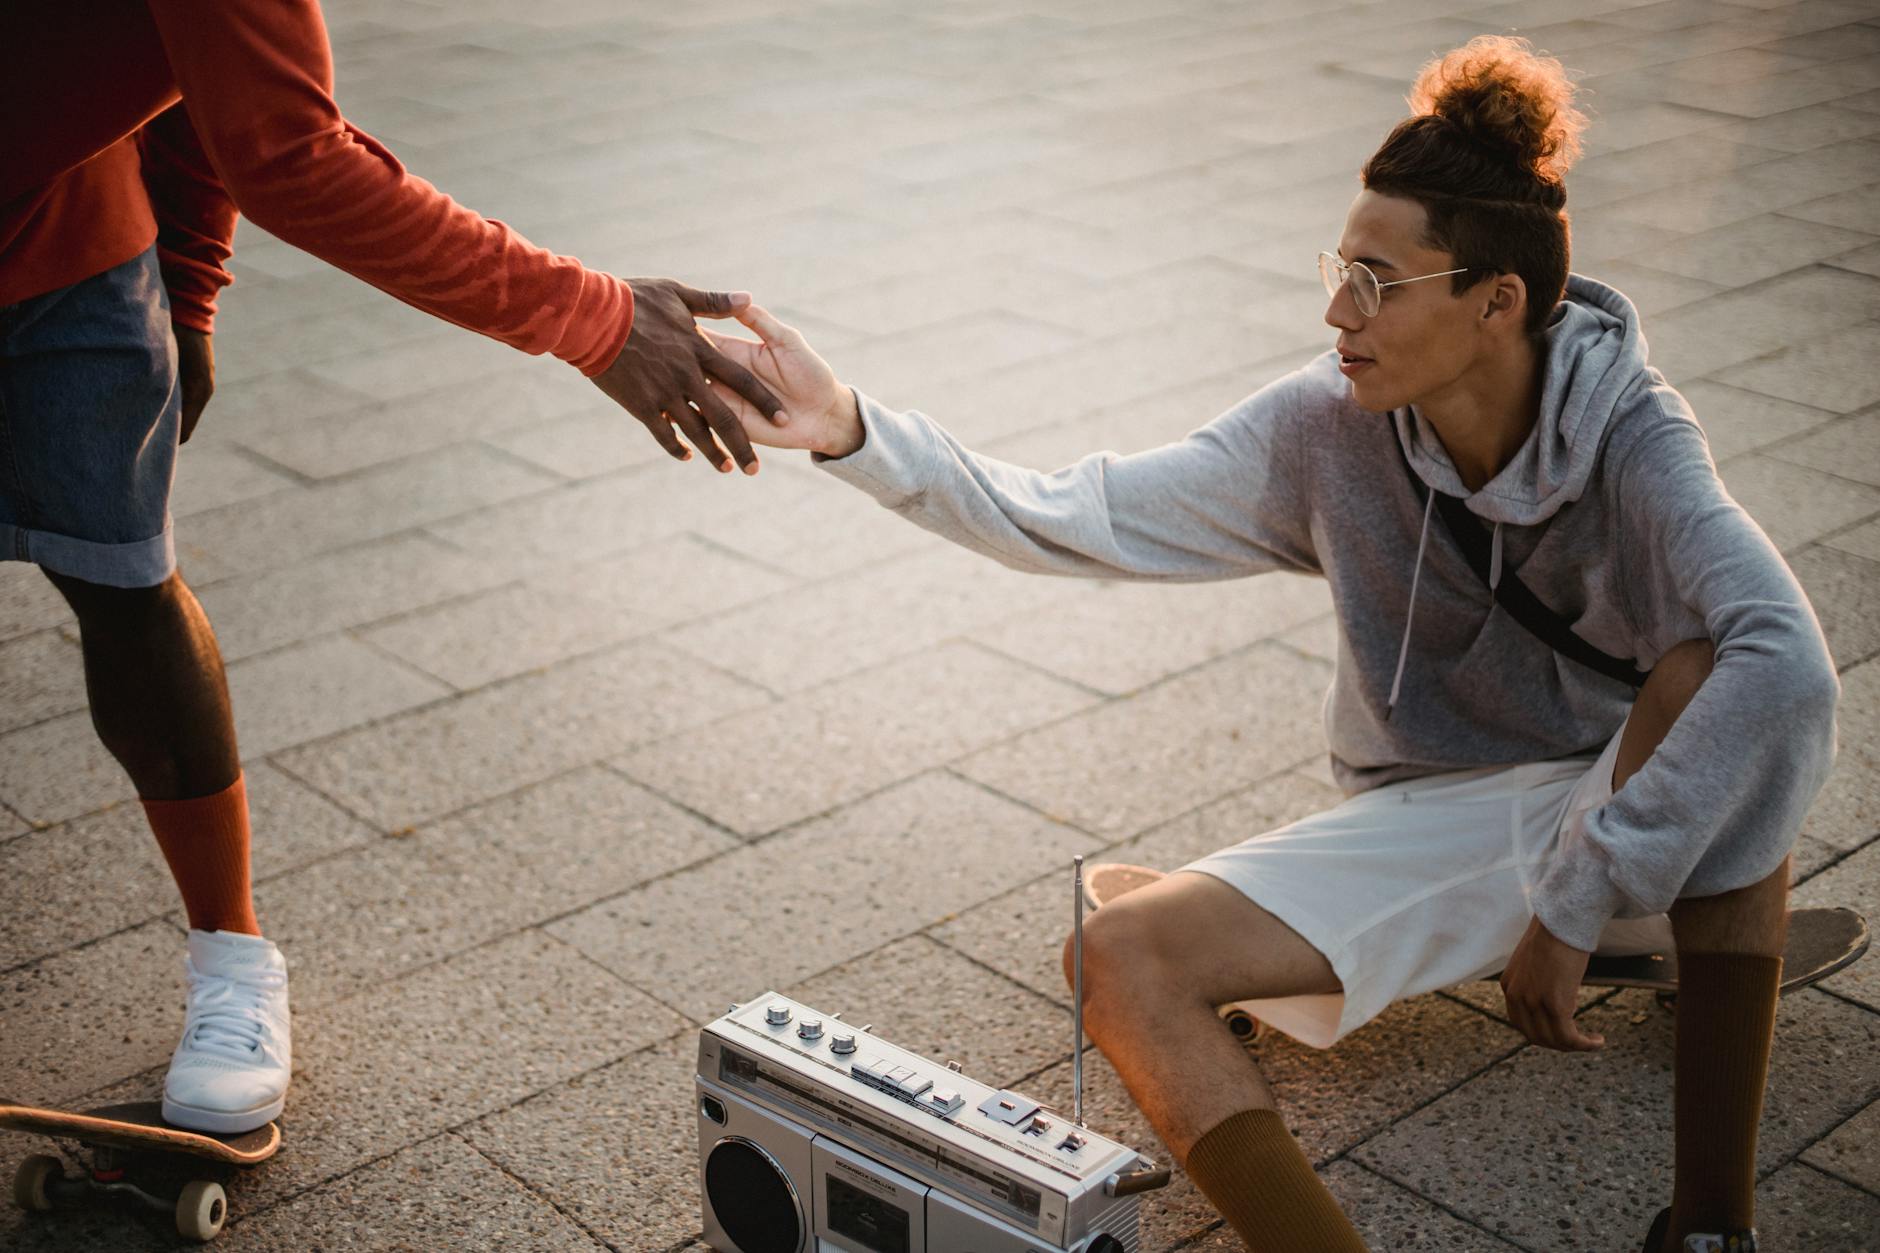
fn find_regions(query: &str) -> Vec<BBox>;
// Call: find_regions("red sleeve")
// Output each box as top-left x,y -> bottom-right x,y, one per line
142,0 -> 634,375
137,104 -> 237,335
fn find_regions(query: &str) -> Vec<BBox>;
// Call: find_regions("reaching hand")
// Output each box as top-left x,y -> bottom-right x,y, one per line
591,279 -> 790,475
700,305 -> 865,460
1499,915 -> 1604,1052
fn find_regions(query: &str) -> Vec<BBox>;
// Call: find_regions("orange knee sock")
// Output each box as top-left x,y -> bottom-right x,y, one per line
1184,1107 -> 1368,1251
142,774 -> 260,936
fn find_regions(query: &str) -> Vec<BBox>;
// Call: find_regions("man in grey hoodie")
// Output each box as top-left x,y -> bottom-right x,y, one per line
700,37 -> 1837,1253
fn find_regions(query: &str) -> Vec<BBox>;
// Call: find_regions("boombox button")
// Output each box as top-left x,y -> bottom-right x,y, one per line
923,1087 -> 964,1116
1057,1133 -> 1087,1153
765,1004 -> 792,1026
1024,1116 -> 1052,1136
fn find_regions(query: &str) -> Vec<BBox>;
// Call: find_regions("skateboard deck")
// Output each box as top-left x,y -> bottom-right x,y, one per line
3,1100 -> 278,1241
1083,863 -> 1871,1039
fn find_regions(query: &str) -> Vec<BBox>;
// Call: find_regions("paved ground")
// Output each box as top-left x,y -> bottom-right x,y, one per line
5,0 -> 1880,1248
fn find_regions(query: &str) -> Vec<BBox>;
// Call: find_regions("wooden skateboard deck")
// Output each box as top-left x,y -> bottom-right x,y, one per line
1083,863 -> 1871,1036
0,1101 -> 278,1165
3,1100 -> 278,1241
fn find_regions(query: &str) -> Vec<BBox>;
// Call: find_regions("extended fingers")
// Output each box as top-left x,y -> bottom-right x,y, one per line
675,284 -> 752,318
690,386 -> 760,475
730,302 -> 798,348
702,345 -> 786,425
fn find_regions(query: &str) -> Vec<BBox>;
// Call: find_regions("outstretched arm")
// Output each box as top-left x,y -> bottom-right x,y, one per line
704,305 -> 1321,582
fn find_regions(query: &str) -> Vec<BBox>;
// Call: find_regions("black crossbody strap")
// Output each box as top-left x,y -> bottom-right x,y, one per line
1427,489 -> 1649,688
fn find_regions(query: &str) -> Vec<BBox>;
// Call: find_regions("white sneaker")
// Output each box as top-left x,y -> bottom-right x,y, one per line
162,930 -> 291,1134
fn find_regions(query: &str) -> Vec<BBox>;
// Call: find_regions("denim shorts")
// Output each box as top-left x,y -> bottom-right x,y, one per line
0,244 -> 179,588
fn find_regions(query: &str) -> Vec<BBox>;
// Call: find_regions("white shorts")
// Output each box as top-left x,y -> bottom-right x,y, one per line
1179,723 -> 1672,1048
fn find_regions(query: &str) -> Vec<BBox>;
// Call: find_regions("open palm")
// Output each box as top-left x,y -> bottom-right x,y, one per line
702,306 -> 858,456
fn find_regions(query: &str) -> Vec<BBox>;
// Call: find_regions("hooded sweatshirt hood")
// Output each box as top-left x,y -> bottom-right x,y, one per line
1393,275 -> 1648,527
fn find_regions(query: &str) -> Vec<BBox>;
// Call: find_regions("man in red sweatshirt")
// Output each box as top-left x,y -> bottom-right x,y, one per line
0,1 -> 785,1134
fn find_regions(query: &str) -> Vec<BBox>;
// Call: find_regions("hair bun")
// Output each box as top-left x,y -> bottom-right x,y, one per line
1409,35 -> 1585,185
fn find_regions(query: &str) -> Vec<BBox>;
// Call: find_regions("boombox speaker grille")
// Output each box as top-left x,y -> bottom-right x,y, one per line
705,1137 -> 802,1253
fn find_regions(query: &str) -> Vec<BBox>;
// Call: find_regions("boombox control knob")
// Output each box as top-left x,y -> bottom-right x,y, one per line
798,1018 -> 823,1041
765,1003 -> 792,1026
830,1032 -> 857,1055
1083,1237 -> 1126,1253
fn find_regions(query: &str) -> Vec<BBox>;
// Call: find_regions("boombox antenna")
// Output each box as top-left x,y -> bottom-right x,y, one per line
1072,854 -> 1086,1128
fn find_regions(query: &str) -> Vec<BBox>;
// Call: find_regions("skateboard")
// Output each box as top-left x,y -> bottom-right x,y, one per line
2,1100 -> 279,1242
1081,863 -> 1871,1043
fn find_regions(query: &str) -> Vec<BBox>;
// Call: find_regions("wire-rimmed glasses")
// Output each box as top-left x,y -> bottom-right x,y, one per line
1318,251 -> 1470,318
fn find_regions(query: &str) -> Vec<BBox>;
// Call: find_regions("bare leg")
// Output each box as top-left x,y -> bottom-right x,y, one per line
45,569 -> 240,800
1063,871 -> 1339,1161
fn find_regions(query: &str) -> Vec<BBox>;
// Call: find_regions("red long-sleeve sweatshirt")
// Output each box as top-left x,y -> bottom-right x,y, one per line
0,0 -> 634,376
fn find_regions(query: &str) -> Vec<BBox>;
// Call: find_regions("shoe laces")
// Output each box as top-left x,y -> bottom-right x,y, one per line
183,964 -> 286,1061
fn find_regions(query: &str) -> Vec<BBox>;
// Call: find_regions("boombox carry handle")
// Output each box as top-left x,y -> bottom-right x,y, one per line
1104,1161 -> 1172,1197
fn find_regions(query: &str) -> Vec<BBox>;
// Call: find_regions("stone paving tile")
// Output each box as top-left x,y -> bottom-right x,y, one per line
933,772 -> 1345,1006
523,531 -> 800,628
1603,144 -> 1880,234
0,923 -> 184,1107
1593,259 -> 1728,316
1716,321 -> 1880,413
1754,1158 -> 1880,1251
177,443 -> 559,582
186,365 -> 374,435
1802,1095 -> 1880,1194
223,1133 -> 604,1251
194,533 -> 509,663
0,562 -> 71,643
227,636 -> 450,760
1680,378 -> 1841,462
0,630 -> 85,734
1786,182 -> 1880,234
186,931 -> 681,1212
1,763 -> 374,973
300,327 -> 520,403
1716,451 -> 1880,551
1792,544 -> 1880,669
1181,1160 -> 1521,1251
1351,987 -> 1880,1250
673,544 -> 1069,694
1793,840 -> 1880,1011
689,478 -> 949,580
170,442 -> 299,519
274,639 -> 770,831
458,1034 -> 702,1253
970,571 -> 1334,696
957,642 -> 1331,839
480,406 -> 671,481
789,935 -> 1073,1083
617,641 -> 1098,837
550,770 -> 1098,1023
359,581 -> 654,690
1771,406 -> 1880,485
0,710 -> 135,828
1636,210 -> 1875,288
425,456 -> 822,572
237,367 -> 599,481
1828,514 -> 1880,561
1801,656 -> 1880,855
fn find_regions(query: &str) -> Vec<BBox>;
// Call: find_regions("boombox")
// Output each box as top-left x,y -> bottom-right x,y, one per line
695,857 -> 1170,1253
696,995 -> 1165,1252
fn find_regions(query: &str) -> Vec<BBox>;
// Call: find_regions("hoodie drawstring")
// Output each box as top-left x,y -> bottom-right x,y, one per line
1489,520 -> 1504,592
1387,489 -> 1437,720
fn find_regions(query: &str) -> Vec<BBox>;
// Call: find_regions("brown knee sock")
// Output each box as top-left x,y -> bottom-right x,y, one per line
1184,1107 -> 1367,1252
1666,951 -> 1782,1248
142,774 -> 260,936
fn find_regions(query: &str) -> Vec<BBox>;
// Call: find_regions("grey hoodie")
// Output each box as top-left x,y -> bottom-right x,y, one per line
817,275 -> 1839,952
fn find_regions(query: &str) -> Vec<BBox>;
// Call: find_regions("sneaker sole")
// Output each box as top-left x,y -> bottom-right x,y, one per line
162,1093 -> 284,1135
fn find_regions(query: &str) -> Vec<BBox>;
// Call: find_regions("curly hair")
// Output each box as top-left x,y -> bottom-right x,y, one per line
1361,36 -> 1589,333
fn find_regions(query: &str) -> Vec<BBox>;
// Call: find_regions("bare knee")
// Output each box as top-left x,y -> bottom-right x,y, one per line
1064,900 -> 1186,1011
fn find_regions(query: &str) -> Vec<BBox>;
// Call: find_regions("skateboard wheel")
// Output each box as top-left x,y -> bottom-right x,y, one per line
175,1179 -> 227,1241
12,1154 -> 62,1211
